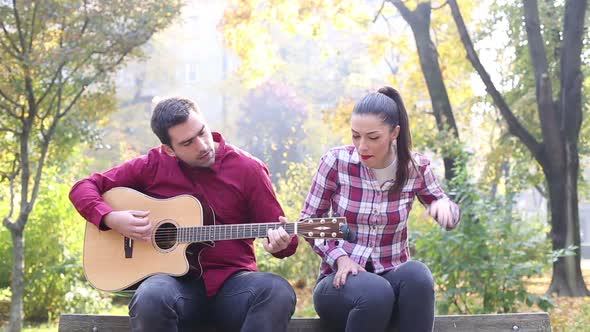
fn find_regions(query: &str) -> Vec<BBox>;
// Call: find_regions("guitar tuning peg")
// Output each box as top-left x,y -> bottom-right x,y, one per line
323,239 -> 327,246
321,212 -> 330,218
332,212 -> 341,217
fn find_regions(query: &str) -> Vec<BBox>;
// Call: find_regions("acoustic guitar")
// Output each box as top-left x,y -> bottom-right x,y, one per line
83,187 -> 353,292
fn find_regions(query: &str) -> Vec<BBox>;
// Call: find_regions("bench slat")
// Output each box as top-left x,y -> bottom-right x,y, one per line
58,312 -> 551,332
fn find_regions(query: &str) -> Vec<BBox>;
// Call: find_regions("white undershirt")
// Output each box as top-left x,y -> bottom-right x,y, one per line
371,158 -> 397,187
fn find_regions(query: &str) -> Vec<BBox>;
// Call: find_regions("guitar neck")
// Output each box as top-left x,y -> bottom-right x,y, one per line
177,222 -> 297,243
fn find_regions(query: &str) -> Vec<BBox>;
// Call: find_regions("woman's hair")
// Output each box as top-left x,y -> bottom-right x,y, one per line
353,86 -> 414,192
151,97 -> 200,146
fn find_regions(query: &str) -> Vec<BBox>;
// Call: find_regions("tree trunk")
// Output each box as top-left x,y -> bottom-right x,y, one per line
546,158 -> 589,295
547,0 -> 589,296
390,1 -> 461,182
7,227 -> 24,332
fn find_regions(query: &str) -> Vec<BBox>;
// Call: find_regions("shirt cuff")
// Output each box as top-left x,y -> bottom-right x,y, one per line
271,236 -> 299,258
89,202 -> 114,231
325,247 -> 348,269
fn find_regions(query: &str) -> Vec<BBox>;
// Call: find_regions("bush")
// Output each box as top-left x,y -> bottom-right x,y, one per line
256,159 -> 322,288
412,165 -> 554,314
0,176 -> 110,323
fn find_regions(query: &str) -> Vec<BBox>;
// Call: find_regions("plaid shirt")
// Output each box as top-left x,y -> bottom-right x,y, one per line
301,146 -> 460,277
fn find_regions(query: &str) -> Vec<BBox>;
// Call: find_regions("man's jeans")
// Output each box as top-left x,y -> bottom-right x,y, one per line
129,271 -> 296,332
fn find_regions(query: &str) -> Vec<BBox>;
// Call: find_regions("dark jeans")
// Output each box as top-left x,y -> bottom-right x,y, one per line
129,271 -> 296,332
313,260 -> 435,332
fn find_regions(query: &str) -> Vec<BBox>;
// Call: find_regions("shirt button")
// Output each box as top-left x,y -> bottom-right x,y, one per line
373,209 -> 378,214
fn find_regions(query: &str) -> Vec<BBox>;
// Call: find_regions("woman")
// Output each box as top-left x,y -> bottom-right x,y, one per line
301,86 -> 460,332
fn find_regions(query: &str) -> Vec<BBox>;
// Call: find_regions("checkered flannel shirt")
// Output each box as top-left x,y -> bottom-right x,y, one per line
301,146 -> 460,277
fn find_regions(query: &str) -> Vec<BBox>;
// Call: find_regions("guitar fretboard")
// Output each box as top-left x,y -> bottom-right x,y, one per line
177,222 -> 297,243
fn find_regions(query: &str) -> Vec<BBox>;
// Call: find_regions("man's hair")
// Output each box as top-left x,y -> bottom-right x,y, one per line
151,97 -> 201,146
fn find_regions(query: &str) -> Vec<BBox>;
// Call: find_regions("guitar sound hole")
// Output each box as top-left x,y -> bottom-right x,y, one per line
154,222 -> 177,250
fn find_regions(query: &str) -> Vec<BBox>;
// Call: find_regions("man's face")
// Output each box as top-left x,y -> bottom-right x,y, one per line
164,112 -> 216,168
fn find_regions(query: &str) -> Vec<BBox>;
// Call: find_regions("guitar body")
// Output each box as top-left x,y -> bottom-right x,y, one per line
83,187 -> 208,292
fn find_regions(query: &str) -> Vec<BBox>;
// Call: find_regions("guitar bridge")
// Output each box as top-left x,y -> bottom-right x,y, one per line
124,237 -> 133,258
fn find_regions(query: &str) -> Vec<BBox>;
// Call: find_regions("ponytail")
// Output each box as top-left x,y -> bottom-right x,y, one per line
377,87 -> 415,192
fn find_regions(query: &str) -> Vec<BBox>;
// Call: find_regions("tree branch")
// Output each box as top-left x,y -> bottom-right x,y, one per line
373,1 -> 386,23
0,18 -> 22,55
0,125 -> 17,133
523,0 -> 561,156
377,10 -> 401,75
0,100 -> 20,119
535,184 -> 547,198
36,7 -> 86,109
0,86 -> 21,110
523,0 -> 551,82
11,0 -> 27,53
37,85 -> 59,122
432,1 -> 448,10
59,47 -> 134,119
2,157 -> 20,230
35,62 -> 66,107
27,0 -> 39,52
0,34 -> 21,60
560,0 -> 587,140
389,0 -> 414,20
27,117 -> 58,220
447,0 -> 542,161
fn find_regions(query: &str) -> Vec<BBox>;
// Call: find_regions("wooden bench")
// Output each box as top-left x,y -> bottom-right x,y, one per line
59,312 -> 552,331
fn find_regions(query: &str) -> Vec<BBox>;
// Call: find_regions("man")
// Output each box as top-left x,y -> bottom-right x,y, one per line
70,97 -> 299,332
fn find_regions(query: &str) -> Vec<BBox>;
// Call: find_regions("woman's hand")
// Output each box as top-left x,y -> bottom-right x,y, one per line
427,198 -> 457,229
333,256 -> 366,288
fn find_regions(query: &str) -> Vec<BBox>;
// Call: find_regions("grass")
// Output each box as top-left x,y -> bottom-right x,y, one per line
523,264 -> 590,331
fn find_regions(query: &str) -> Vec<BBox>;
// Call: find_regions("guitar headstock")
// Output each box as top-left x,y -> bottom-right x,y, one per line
297,217 -> 355,242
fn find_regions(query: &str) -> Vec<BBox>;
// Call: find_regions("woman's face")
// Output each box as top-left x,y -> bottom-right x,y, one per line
351,113 -> 399,169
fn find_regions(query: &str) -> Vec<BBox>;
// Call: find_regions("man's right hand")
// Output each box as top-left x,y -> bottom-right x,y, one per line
103,210 -> 152,242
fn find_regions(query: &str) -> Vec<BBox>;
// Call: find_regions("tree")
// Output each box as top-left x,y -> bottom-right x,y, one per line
386,1 -> 463,182
445,0 -> 589,296
0,1 -> 181,330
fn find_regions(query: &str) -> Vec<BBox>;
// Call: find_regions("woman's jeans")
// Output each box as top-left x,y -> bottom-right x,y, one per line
129,271 -> 296,332
313,260 -> 435,332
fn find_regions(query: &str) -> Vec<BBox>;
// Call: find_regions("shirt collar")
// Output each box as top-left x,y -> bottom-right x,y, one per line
351,146 -> 361,164
209,131 -> 226,173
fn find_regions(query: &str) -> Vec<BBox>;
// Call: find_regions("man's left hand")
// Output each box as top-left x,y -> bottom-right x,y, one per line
262,216 -> 295,254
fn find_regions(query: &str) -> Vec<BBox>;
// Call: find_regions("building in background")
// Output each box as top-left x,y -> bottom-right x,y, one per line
115,0 -> 230,131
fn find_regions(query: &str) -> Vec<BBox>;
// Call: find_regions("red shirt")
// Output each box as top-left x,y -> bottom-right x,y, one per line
70,132 -> 298,295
